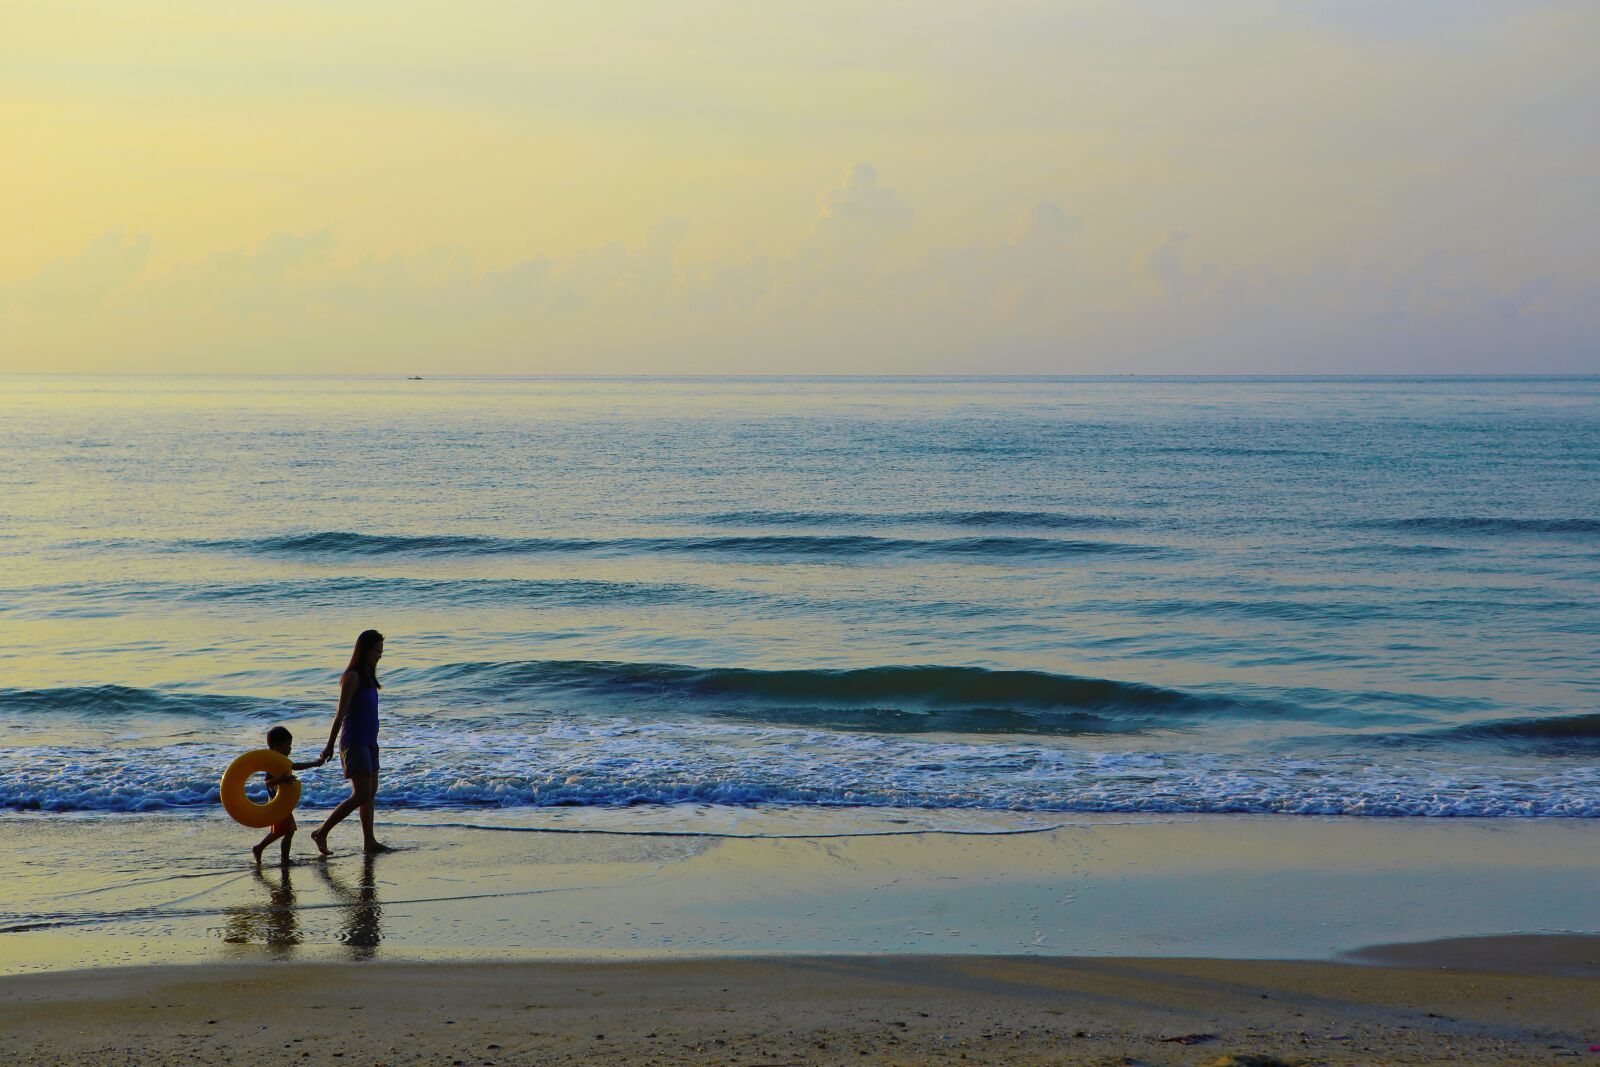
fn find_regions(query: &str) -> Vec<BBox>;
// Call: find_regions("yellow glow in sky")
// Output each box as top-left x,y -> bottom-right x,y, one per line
2,1 -> 1597,373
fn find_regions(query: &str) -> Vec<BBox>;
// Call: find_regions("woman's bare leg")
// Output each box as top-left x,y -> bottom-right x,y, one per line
359,773 -> 389,852
312,775 -> 373,855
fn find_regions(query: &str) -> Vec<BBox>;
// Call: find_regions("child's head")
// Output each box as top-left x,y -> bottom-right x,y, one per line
266,726 -> 293,754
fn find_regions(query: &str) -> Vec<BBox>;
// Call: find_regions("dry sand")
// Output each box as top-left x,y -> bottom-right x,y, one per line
3,947 -> 1597,1066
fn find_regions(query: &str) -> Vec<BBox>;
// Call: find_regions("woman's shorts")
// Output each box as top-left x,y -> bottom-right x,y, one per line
340,744 -> 380,779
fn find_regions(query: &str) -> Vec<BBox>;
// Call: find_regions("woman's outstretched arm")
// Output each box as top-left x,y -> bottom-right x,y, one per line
321,670 -> 357,763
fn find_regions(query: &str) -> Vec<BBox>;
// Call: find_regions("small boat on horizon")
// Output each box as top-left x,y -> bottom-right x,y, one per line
407,375 -> 424,380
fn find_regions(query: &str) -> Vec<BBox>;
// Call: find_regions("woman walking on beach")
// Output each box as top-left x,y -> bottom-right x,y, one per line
311,629 -> 391,855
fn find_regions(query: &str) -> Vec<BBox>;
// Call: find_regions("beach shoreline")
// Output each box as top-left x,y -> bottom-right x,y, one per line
6,810 -> 1596,1062
3,948 -> 1596,1066
4,810 -> 1597,975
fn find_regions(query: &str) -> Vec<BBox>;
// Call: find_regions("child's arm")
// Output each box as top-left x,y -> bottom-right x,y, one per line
290,757 -> 324,771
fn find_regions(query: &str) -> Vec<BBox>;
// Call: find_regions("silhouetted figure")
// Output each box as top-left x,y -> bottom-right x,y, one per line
311,630 -> 391,855
251,725 -> 326,865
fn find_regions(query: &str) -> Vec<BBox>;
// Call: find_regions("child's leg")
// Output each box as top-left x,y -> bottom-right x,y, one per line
252,826 -> 285,864
278,816 -> 297,864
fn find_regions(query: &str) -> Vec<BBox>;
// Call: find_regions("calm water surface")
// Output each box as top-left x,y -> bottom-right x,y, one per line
2,376 -> 1597,818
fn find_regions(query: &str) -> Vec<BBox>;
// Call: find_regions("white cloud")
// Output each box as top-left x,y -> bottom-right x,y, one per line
814,163 -> 914,238
2,229 -> 152,313
1140,230 -> 1189,299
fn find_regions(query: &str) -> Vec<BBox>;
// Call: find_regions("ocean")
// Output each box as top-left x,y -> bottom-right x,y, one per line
3,375 -> 1597,821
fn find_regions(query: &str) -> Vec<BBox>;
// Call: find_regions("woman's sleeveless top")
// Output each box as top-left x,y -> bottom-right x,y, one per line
341,682 -> 380,749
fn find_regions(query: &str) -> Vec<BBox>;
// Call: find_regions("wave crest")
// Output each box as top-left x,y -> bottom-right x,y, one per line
0,685 -> 269,717
693,510 -> 1132,529
1446,713 -> 1600,745
404,659 -> 1253,735
1359,517 -> 1600,535
188,530 -> 1158,560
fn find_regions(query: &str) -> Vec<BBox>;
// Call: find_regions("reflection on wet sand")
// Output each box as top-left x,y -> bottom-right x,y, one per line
317,854 -> 383,960
217,855 -> 383,960
221,867 -> 301,952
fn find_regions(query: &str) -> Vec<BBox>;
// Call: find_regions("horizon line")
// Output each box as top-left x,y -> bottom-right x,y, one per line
5,372 -> 1599,381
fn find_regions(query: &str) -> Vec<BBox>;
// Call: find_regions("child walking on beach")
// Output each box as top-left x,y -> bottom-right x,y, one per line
252,726 -> 325,865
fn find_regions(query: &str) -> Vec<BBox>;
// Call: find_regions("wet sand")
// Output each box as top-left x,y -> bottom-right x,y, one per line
1348,933 -> 1600,977
4,811 -> 1598,974
3,949 -> 1597,1066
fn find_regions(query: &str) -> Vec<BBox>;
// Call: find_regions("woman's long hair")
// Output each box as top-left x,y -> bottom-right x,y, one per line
346,629 -> 384,690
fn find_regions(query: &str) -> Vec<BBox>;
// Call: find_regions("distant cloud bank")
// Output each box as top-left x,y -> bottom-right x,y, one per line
4,163 -> 1594,373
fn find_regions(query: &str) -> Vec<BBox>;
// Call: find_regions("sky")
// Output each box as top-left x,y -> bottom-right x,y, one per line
2,0 -> 1597,374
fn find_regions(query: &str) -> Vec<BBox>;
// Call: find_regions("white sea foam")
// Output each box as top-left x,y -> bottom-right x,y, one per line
5,716 -> 1597,818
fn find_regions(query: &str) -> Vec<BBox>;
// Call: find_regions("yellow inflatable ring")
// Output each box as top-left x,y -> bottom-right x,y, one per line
219,749 -> 301,828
